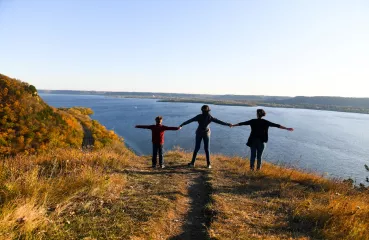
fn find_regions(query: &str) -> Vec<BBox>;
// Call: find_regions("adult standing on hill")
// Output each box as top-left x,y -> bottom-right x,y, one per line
179,105 -> 232,168
231,109 -> 294,171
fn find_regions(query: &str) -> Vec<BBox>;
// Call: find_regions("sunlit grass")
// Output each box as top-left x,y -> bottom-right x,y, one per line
1,146 -> 368,239
0,144 -> 193,239
208,156 -> 369,239
0,142 -> 128,237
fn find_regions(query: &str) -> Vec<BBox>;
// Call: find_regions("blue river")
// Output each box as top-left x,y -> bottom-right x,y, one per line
41,93 -> 369,184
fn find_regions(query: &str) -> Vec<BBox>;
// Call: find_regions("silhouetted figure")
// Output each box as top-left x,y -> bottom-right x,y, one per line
136,116 -> 180,169
232,109 -> 294,170
180,105 -> 231,168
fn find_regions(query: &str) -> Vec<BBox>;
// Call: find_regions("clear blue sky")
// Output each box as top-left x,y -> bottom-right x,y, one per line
1,0 -> 368,97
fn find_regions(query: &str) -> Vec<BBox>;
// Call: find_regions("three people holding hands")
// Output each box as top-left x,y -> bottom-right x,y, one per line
136,105 -> 293,170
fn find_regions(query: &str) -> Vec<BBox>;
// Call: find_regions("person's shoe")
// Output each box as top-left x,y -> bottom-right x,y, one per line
160,165 -> 165,169
207,165 -> 212,169
152,165 -> 156,169
188,163 -> 194,168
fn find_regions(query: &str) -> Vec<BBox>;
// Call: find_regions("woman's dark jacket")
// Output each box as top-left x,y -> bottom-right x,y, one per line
237,119 -> 280,146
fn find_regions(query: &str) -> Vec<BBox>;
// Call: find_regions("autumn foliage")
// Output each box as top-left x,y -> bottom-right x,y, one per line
0,73 -> 120,156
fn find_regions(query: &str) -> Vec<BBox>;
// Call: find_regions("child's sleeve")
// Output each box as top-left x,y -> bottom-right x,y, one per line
135,125 -> 152,129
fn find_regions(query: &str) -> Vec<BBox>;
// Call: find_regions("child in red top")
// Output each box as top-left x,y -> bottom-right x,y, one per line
135,116 -> 181,168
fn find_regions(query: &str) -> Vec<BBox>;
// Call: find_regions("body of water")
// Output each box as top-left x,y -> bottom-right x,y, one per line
41,93 -> 369,184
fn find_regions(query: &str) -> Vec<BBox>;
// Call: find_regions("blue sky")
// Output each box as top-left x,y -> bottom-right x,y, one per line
0,0 -> 368,97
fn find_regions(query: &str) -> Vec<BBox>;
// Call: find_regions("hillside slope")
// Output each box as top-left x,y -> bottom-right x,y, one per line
0,73 -> 119,156
1,150 -> 369,239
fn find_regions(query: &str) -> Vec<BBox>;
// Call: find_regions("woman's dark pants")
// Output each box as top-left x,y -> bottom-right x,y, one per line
191,132 -> 211,165
250,138 -> 266,170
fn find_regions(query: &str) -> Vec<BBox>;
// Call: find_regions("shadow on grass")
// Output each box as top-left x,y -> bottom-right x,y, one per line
115,163 -> 216,239
120,164 -> 210,176
169,170 -> 214,240
127,191 -> 187,200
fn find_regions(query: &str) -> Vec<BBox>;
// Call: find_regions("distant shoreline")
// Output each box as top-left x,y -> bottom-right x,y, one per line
158,99 -> 369,115
158,98 -> 255,107
39,91 -> 369,115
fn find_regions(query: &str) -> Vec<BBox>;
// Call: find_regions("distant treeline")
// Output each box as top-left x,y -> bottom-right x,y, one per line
38,90 -> 290,102
270,96 -> 369,109
160,99 -> 369,114
39,90 -> 369,114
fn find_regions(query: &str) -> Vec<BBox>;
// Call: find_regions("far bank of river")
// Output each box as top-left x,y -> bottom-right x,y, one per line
158,98 -> 369,115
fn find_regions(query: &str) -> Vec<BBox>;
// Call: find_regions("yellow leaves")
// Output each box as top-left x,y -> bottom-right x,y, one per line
13,100 -> 20,108
0,135 -> 7,145
7,129 -> 15,135
17,136 -> 24,145
0,146 -> 11,155
25,138 -> 32,145
94,141 -> 103,149
64,107 -> 94,116
39,127 -> 47,134
1,116 -> 7,125
64,117 -> 80,130
39,143 -> 47,151
20,125 -> 29,135
35,132 -> 42,139
0,73 -> 119,156
2,87 -> 8,97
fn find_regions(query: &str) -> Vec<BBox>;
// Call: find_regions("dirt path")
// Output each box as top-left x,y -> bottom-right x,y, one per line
117,153 -> 215,240
169,169 -> 212,240
81,123 -> 94,148
126,154 -> 336,239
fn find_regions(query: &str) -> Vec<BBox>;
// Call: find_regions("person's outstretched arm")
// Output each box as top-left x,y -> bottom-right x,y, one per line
211,117 -> 232,127
179,115 -> 199,127
279,125 -> 294,131
135,125 -> 152,129
232,120 -> 252,127
163,126 -> 181,131
267,121 -> 294,131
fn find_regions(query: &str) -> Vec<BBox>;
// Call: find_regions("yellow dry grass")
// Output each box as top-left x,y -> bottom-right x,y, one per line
208,155 -> 369,240
1,145 -> 369,239
0,143 -> 191,239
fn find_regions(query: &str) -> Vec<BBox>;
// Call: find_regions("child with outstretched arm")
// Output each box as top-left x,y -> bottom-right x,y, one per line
135,116 -> 181,169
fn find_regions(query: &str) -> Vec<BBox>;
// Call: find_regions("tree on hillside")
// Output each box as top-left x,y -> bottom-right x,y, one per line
28,85 -> 37,96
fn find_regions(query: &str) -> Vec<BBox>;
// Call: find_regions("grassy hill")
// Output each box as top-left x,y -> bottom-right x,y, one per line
1,74 -> 369,239
0,74 -> 119,156
1,149 -> 369,239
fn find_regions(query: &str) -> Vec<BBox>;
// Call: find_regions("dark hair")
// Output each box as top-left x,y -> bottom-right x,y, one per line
155,116 -> 163,123
201,105 -> 211,113
257,109 -> 266,119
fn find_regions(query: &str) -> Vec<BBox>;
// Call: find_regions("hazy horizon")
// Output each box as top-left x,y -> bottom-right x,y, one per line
39,88 -> 369,99
1,0 -> 368,97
